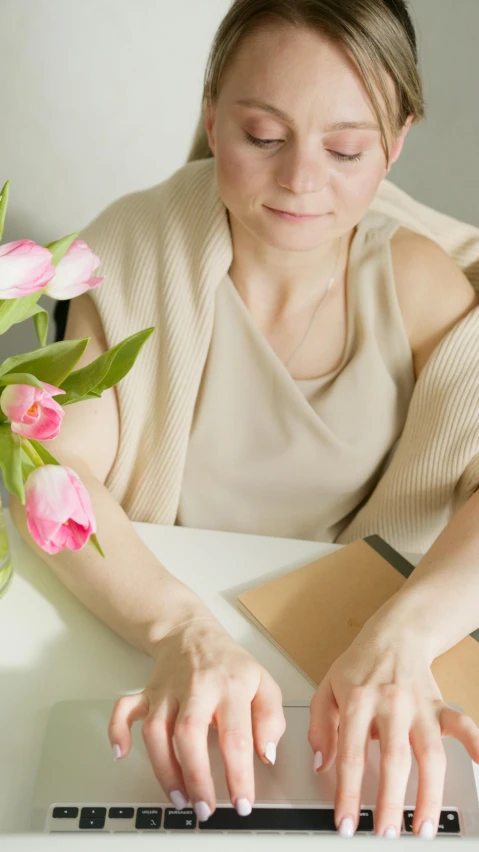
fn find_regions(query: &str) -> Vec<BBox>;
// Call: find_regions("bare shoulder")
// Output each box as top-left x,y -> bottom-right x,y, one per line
390,226 -> 479,380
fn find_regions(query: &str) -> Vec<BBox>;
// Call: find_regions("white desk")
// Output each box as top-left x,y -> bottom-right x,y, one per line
0,511 -> 477,834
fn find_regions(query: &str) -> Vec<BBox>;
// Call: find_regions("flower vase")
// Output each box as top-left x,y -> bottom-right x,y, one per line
0,491 -> 13,600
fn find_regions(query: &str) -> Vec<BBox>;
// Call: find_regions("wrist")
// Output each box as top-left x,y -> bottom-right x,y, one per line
147,596 -> 225,660
360,591 -> 438,665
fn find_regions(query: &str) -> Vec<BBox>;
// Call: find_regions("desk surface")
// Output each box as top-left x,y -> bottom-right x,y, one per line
0,512 -> 476,834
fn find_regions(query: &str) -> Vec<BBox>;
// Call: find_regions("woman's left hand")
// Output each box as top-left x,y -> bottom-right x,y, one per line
308,622 -> 479,839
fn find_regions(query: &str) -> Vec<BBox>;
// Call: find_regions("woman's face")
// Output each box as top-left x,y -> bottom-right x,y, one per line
205,25 -> 412,253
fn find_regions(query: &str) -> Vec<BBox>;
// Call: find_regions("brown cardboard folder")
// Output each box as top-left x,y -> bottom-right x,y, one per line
237,535 -> 479,724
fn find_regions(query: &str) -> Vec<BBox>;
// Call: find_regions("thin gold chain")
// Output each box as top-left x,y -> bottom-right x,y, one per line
284,235 -> 343,370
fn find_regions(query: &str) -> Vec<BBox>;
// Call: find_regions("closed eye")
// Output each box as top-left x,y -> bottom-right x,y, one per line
244,132 -> 363,163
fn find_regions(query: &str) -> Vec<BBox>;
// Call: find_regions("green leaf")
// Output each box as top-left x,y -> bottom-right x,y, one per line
0,291 -> 42,336
0,338 -> 89,386
0,180 -> 10,242
0,425 -> 25,502
20,442 -> 37,480
28,439 -> 60,466
44,233 -> 78,268
59,328 -> 155,405
89,533 -> 105,558
0,372 -> 45,389
21,457 -> 35,481
30,305 -> 49,347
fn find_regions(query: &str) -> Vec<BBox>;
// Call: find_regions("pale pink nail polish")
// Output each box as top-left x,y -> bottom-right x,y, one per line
419,820 -> 434,839
170,790 -> 188,811
194,801 -> 212,822
384,826 -> 398,839
339,816 -> 355,838
264,741 -> 276,764
236,798 -> 252,817
313,750 -> 323,771
111,744 -> 121,761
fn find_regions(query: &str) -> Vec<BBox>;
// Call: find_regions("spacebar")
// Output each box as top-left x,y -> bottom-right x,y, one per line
199,807 -> 374,832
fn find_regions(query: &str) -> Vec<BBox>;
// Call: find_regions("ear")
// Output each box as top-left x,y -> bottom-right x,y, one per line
204,98 -> 217,156
385,114 -> 414,175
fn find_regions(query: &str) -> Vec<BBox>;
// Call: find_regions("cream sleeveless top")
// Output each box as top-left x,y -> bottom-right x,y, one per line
176,210 -> 416,542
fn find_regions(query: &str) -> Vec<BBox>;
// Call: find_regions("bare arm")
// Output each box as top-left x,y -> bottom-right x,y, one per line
8,293 -> 217,657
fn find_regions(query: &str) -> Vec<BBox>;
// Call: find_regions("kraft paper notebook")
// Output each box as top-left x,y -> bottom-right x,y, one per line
237,535 -> 479,725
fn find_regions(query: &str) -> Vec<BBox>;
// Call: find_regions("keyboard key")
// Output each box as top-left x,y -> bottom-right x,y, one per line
199,807 -> 373,832
79,817 -> 106,830
81,807 -> 106,819
358,810 -> 375,832
52,807 -> 79,819
135,808 -> 162,829
404,810 -> 460,834
438,811 -> 461,834
164,808 -> 197,830
109,807 -> 134,819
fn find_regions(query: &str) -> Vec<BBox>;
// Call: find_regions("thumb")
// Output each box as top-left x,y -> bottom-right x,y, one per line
308,676 -> 339,772
108,692 -> 149,760
251,673 -> 287,766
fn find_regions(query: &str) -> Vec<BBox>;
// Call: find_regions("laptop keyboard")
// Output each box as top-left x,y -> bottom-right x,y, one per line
47,804 -> 463,834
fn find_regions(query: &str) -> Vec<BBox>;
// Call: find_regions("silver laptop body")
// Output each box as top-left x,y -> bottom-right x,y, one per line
30,699 -> 479,837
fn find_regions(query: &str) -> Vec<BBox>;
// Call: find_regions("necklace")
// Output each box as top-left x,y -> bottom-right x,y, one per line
284,235 -> 343,370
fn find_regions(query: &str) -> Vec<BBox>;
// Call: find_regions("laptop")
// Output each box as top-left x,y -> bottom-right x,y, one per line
29,699 -> 479,837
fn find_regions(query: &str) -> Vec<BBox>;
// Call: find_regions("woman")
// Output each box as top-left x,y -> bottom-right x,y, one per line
10,0 -> 479,840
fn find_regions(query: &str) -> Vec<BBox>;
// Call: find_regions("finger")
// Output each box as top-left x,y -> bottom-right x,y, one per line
409,709 -> 447,839
216,694 -> 255,815
373,687 -> 414,838
142,696 -> 189,811
308,677 -> 340,773
173,691 -> 217,822
251,673 -> 286,766
440,706 -> 479,763
108,692 -> 149,759
334,687 -> 374,837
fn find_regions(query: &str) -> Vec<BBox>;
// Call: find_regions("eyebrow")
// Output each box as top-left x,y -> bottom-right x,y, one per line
235,98 -> 380,132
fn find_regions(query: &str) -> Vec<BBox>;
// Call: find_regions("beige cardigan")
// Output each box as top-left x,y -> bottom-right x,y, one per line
84,157 -> 479,554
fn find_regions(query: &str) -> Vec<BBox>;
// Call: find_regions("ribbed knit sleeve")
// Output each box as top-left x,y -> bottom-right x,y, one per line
77,159 -> 233,521
336,304 -> 479,553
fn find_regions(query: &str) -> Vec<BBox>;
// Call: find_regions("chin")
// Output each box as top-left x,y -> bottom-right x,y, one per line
259,222 -> 335,252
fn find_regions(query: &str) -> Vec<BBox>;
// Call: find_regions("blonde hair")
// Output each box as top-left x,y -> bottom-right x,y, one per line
186,0 -> 425,166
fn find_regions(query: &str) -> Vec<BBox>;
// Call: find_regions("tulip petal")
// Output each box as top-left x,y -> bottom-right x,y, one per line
25,464 -> 96,554
0,384 -> 37,421
40,381 -> 65,397
0,240 -> 56,298
44,239 -> 103,300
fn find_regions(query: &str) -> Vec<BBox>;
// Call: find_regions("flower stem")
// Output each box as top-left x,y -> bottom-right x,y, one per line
21,438 -> 44,468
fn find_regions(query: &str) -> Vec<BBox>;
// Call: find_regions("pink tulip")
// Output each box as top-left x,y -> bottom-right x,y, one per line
44,239 -> 104,300
0,380 -> 65,440
25,464 -> 96,555
0,240 -> 56,299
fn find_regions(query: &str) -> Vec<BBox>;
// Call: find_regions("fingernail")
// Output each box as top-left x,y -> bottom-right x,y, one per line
313,750 -> 323,772
264,741 -> 276,765
194,801 -> 212,822
170,790 -> 188,811
419,820 -> 435,839
235,798 -> 252,817
384,826 -> 398,839
339,816 -> 355,838
111,744 -> 121,761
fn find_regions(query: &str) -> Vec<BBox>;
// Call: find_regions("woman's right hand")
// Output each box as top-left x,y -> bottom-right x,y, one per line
108,617 -> 286,822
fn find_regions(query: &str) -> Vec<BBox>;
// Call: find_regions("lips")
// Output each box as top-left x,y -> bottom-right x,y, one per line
267,206 -> 326,217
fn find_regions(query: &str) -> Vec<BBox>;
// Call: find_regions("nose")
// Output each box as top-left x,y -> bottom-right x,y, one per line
277,145 -> 329,196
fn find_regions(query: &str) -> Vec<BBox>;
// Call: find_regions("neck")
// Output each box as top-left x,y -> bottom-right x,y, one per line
227,215 -> 356,320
